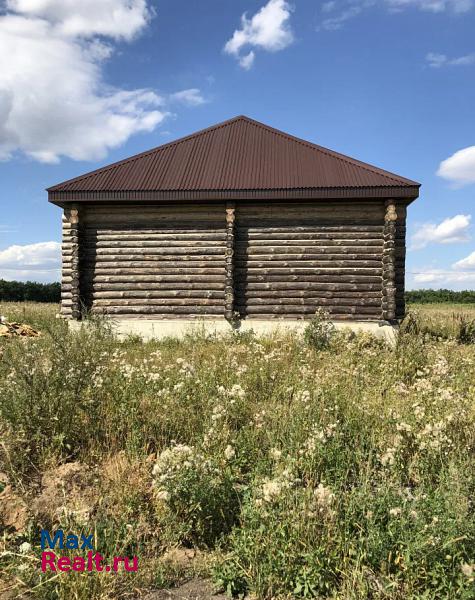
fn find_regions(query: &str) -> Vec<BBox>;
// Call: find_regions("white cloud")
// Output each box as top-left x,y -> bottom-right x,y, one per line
409,246 -> 475,288
426,51 -> 475,67
239,51 -> 256,70
437,147 -> 475,186
387,0 -> 473,12
411,269 -> 475,285
224,0 -> 294,69
5,0 -> 153,40
319,0 -> 474,30
0,2 -> 167,163
411,214 -> 472,249
319,2 -> 369,30
0,241 -> 61,282
170,89 -> 207,107
453,250 -> 475,270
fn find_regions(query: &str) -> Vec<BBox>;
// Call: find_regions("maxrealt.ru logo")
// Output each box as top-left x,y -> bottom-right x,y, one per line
40,530 -> 138,573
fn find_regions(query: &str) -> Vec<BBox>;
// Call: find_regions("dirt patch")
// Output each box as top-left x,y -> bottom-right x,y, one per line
143,579 -> 227,600
32,462 -> 98,525
0,485 -> 29,532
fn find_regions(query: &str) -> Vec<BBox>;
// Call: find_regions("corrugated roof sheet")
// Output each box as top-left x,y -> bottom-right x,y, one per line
47,115 -> 420,195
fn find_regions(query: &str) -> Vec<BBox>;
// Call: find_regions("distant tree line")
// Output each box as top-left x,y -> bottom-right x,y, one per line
0,280 -> 474,305
406,289 -> 475,304
0,279 -> 61,303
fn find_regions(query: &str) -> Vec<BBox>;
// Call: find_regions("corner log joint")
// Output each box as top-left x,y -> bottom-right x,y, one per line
63,205 -> 82,320
382,199 -> 397,321
224,201 -> 236,321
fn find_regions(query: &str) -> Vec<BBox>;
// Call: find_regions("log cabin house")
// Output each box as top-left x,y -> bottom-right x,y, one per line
48,116 -> 420,336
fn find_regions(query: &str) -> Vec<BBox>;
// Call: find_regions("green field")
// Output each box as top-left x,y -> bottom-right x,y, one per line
0,302 -> 474,599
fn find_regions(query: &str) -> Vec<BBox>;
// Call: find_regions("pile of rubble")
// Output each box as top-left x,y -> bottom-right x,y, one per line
0,316 -> 40,338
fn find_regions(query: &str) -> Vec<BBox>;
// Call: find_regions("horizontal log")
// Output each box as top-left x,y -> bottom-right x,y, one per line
235,238 -> 383,247
235,231 -> 384,241
235,290 -> 382,299
236,252 -> 382,261
235,266 -> 382,274
236,201 -> 382,210
91,298 -> 223,307
236,274 -> 382,285
88,282 -> 225,291
84,227 -> 225,235
79,260 -> 225,269
237,297 -> 381,307
82,274 -> 224,284
236,246 -> 382,256
84,214 -> 224,225
80,254 -> 225,263
90,306 -> 224,315
236,210 -> 384,221
236,225 -> 388,233
240,313 -> 380,321
233,259 -> 376,269
237,219 -> 384,228
82,240 -> 225,249
81,267 -> 225,276
86,232 -> 226,242
83,222 -> 226,233
114,314 -> 226,320
85,212 -> 224,223
240,281 -> 382,290
80,247 -> 224,256
89,290 -> 224,300
236,274 -> 381,284
86,204 -> 222,215
238,305 -> 380,315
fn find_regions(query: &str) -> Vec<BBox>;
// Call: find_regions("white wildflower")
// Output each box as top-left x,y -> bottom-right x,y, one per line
224,445 -> 235,460
259,469 -> 294,504
19,542 -> 32,554
380,448 -> 396,466
313,483 -> 335,510
262,479 -> 284,503
461,563 -> 474,578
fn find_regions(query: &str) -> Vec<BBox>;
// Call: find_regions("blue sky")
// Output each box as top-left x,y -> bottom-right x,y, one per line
0,0 -> 474,288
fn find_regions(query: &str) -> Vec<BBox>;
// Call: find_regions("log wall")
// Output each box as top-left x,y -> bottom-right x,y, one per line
79,203 -> 226,318
59,199 -> 409,322
234,201 -> 385,320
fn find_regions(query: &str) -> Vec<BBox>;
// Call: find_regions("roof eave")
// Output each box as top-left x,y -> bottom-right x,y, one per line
48,185 -> 420,207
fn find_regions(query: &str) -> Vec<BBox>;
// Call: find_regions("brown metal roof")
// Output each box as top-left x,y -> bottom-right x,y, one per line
48,115 -> 420,203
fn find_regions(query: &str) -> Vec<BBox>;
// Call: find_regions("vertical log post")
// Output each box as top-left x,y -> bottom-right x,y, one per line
224,201 -> 236,322
68,204 -> 82,320
382,199 -> 397,321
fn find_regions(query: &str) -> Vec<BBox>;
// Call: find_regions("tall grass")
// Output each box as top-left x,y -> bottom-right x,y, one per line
0,303 -> 474,599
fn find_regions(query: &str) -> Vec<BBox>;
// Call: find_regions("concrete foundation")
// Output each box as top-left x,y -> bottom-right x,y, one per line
68,318 -> 398,344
